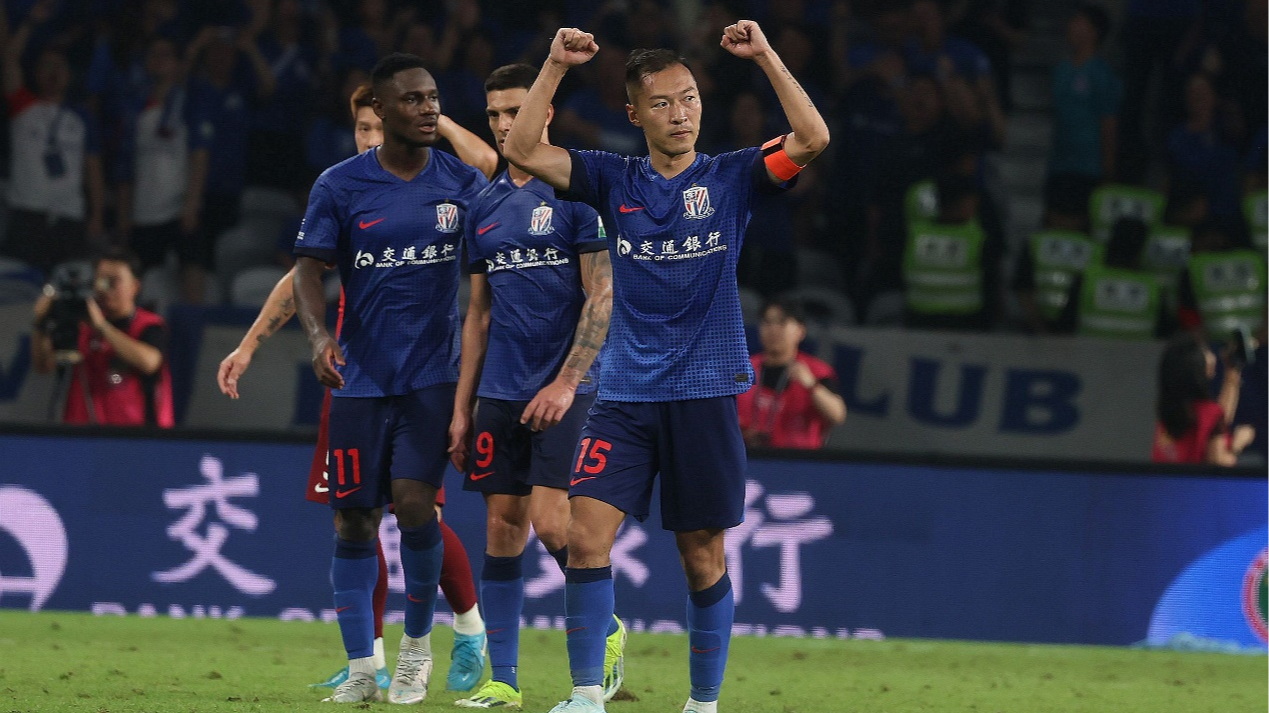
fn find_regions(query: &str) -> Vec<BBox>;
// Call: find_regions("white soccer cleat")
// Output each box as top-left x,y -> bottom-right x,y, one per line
388,644 -> 434,705
322,671 -> 383,703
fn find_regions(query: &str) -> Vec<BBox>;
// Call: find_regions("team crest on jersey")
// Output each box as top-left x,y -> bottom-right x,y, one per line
528,205 -> 554,236
682,185 -> 715,220
435,202 -> 459,233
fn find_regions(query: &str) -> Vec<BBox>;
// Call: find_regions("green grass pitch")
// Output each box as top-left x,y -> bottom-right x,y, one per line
0,611 -> 1263,712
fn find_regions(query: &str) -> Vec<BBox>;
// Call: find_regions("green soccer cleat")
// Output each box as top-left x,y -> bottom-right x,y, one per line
601,615 -> 627,702
454,679 -> 523,709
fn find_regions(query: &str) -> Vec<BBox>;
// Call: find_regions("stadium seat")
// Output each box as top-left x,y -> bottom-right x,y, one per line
215,223 -> 281,295
778,286 -> 856,326
240,186 -> 301,222
139,262 -> 179,316
230,266 -> 289,308
794,248 -> 845,290
865,290 -> 905,327
738,285 -> 764,324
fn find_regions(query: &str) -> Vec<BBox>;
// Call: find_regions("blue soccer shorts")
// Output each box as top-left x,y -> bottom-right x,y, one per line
568,396 -> 747,531
464,392 -> 596,496
325,383 -> 455,510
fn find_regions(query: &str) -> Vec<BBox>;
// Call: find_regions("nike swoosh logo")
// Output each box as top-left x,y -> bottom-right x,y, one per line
690,646 -> 720,654
486,628 -> 505,635
477,222 -> 500,235
569,476 -> 597,487
565,627 -> 586,635
618,204 -> 644,213
335,606 -> 353,613
334,487 -> 361,498
359,218 -> 385,229
470,471 -> 494,481
407,593 -> 424,603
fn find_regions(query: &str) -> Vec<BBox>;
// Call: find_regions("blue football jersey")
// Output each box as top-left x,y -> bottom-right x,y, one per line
465,172 -> 606,401
561,147 -> 783,402
294,148 -> 487,397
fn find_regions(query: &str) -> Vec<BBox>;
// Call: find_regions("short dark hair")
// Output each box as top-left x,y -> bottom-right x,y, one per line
370,53 -> 430,94
95,246 -> 143,279
762,297 -> 807,325
1073,3 -> 1111,45
625,48 -> 691,102
349,83 -> 374,120
484,63 -> 538,93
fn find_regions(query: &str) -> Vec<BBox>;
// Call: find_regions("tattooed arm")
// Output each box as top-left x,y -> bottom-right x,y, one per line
721,20 -> 830,168
520,249 -> 613,431
216,268 -> 299,398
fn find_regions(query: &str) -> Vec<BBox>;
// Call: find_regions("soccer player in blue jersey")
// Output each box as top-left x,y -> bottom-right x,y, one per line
292,53 -> 488,705
446,63 -> 621,710
503,21 -> 830,713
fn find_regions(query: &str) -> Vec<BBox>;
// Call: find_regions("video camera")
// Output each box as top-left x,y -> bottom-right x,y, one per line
1229,326 -> 1257,370
39,263 -> 94,359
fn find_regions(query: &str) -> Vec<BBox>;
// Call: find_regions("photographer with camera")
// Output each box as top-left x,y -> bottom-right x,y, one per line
31,248 -> 173,427
1152,331 -> 1255,465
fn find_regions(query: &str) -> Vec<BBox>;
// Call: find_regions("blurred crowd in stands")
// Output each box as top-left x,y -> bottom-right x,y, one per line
0,0 -> 1264,344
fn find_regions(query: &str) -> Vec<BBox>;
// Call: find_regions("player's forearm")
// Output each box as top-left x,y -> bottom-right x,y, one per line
504,59 -> 567,170
439,115 -> 498,179
753,50 -> 829,163
292,258 -> 330,344
454,309 -> 490,414
238,271 -> 297,354
556,290 -> 611,389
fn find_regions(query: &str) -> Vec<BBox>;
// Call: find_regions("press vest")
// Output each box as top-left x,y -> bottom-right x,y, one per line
1089,184 -> 1164,241
904,220 -> 985,315
1142,225 -> 1191,305
1030,229 -> 1096,320
64,308 -> 174,427
1188,250 -> 1267,340
904,179 -> 939,225
1077,263 -> 1162,340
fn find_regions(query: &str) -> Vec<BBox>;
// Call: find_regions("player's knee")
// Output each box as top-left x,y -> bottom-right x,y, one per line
676,530 -> 727,590
486,512 -> 530,553
532,514 -> 568,552
334,509 -> 379,542
566,518 -> 614,562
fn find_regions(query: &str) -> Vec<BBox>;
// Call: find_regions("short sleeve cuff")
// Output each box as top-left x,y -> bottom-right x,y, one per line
575,240 -> 607,254
555,150 -> 594,204
294,247 -> 337,264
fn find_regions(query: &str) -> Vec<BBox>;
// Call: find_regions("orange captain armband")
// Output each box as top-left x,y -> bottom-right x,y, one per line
761,135 -> 803,182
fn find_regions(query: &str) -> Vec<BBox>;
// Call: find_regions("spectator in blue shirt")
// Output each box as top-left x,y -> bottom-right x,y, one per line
186,24 -> 276,272
1047,4 -> 1121,215
904,0 -> 993,85
1166,72 -> 1243,226
247,0 -> 317,193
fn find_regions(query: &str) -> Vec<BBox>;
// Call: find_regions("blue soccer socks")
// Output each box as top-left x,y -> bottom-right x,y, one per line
686,572 -> 733,703
398,519 -> 444,640
481,553 -> 525,691
564,566 -> 614,689
332,536 -> 380,660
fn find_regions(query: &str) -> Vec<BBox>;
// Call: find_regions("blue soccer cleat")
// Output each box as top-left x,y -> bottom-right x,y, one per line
309,665 -> 391,690
447,631 -> 488,691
